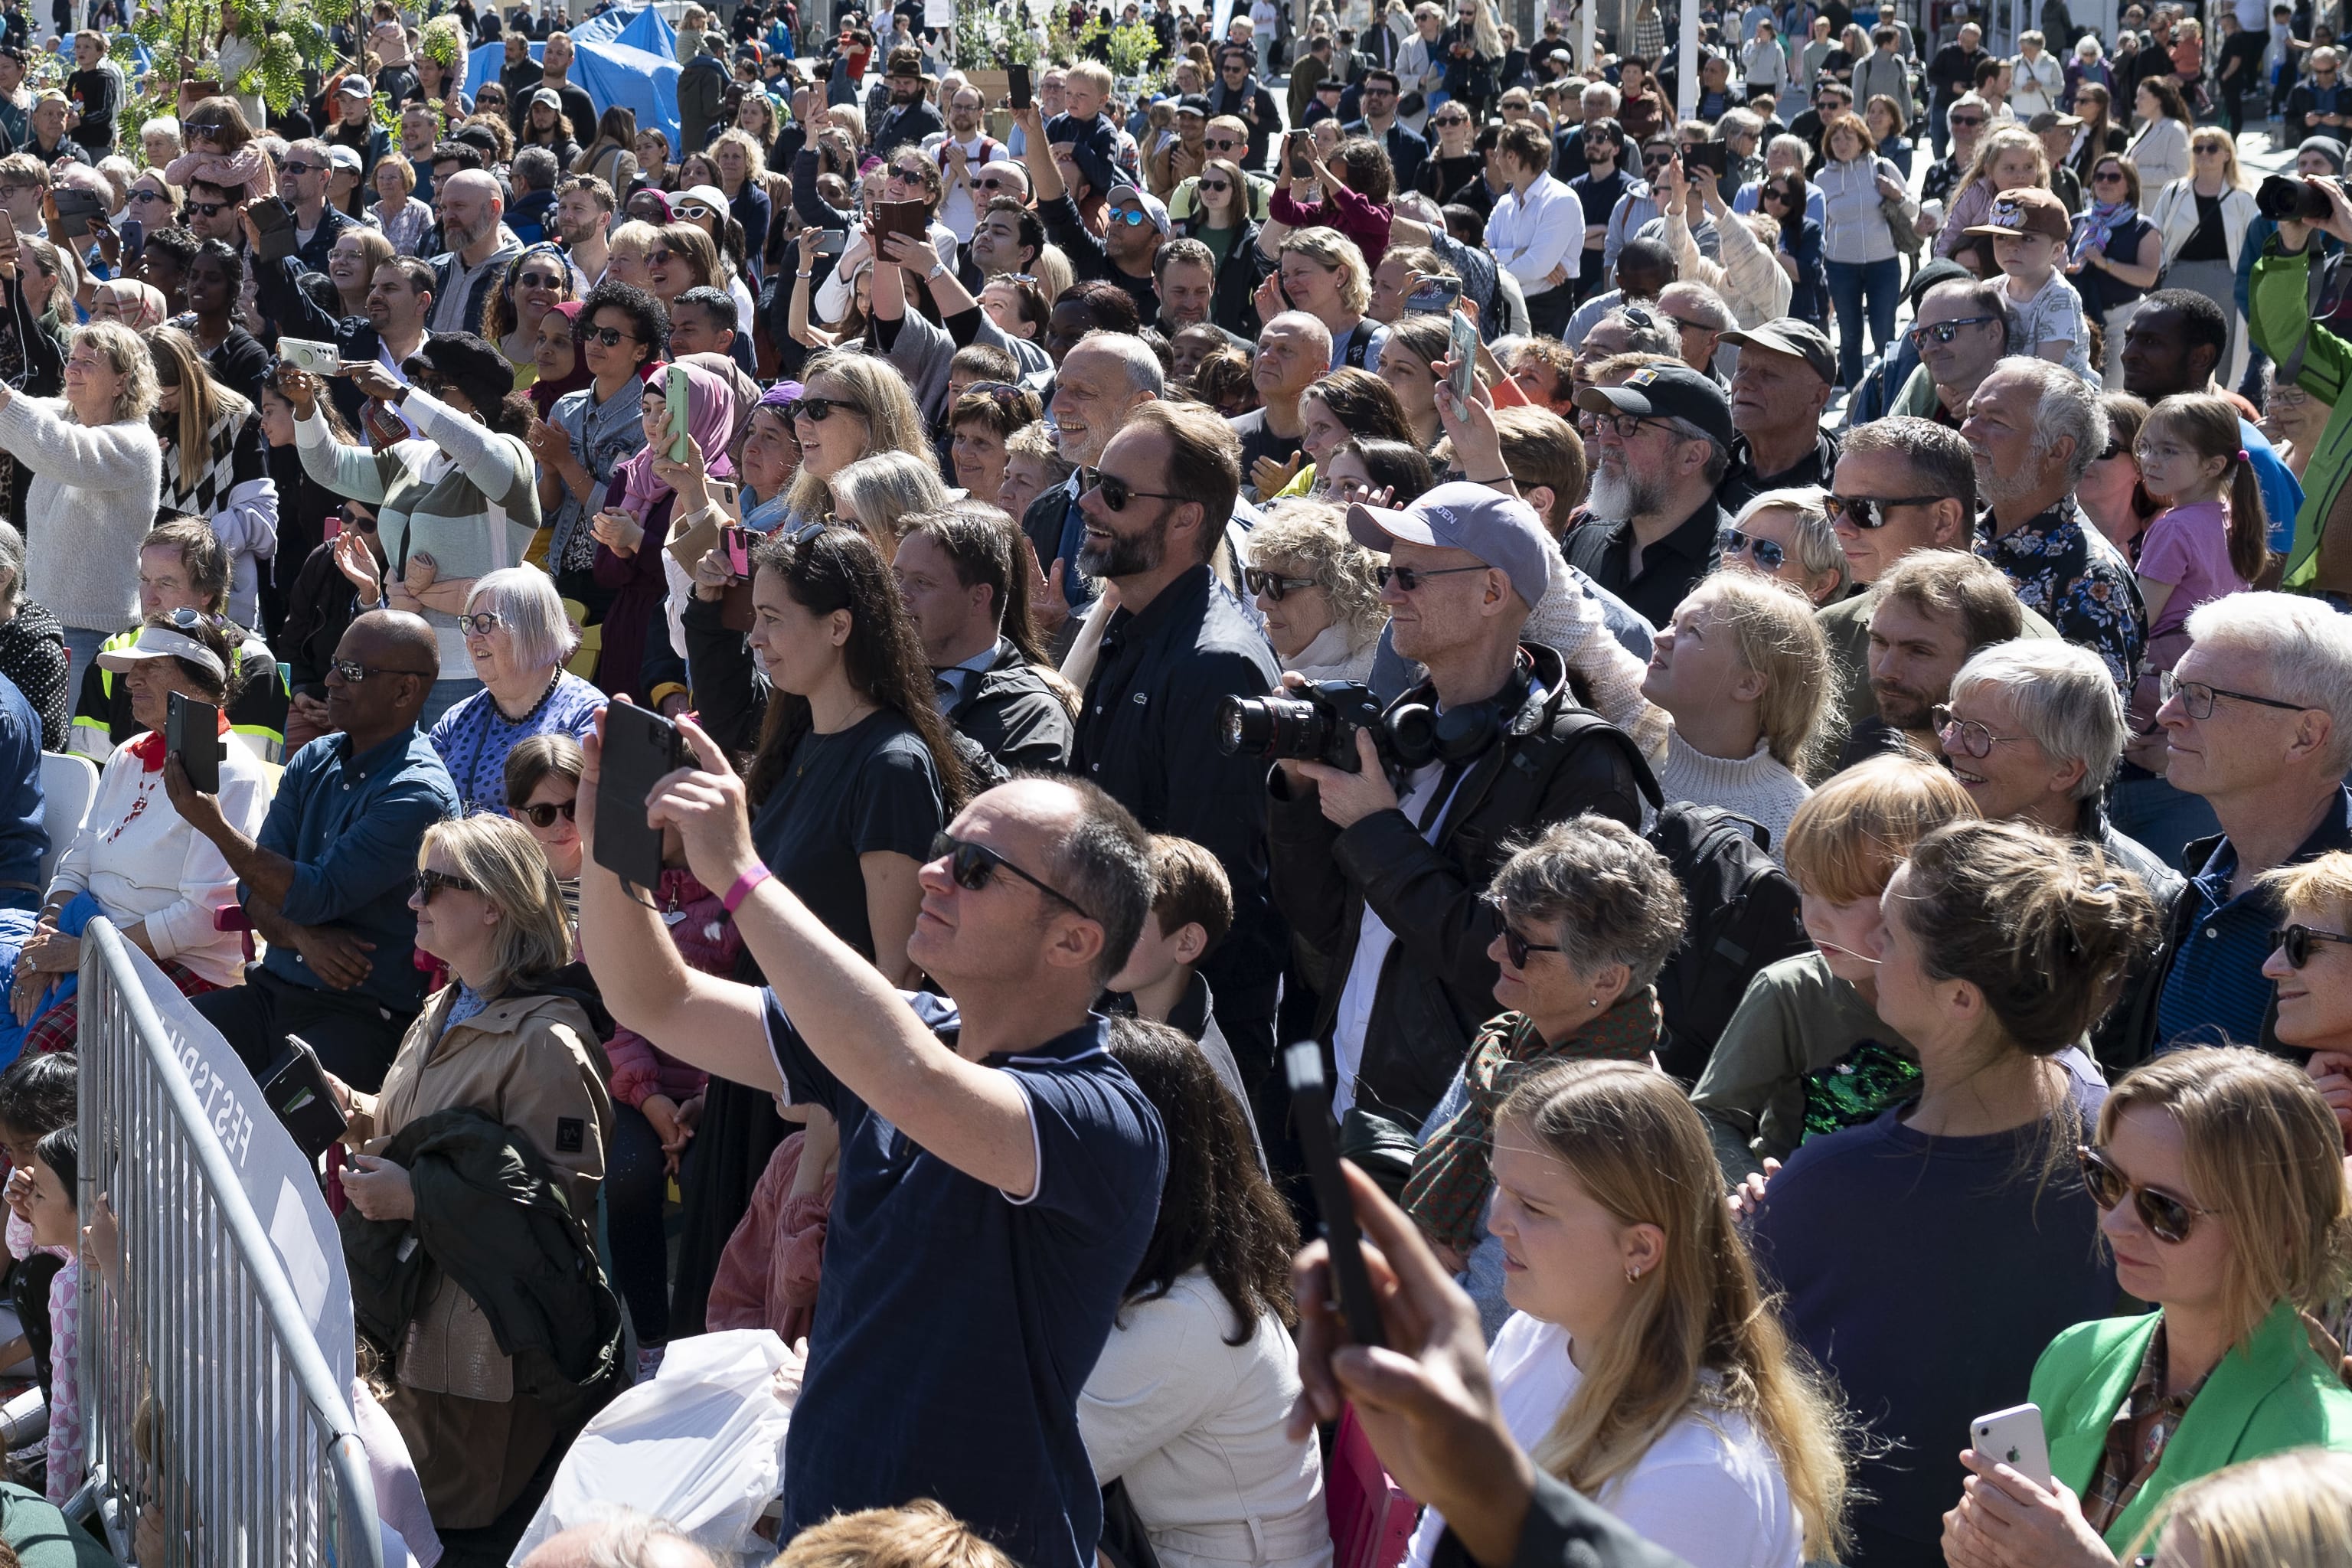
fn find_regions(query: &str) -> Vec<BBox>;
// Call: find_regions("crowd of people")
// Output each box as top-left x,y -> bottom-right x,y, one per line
0,0 -> 2334,1566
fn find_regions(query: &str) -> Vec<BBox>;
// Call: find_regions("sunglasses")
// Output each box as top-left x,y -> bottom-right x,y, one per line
1377,562 -> 1488,592
512,799 -> 578,828
888,165 -> 931,182
1206,137 -> 1241,149
1435,115 -> 1472,126
2093,168 -> 2127,183
188,199 -> 233,217
328,658 -> 433,684
676,203 -> 718,220
1082,466 -> 1181,511
1949,113 -> 1986,126
2272,922 -> 2352,969
1244,568 -> 1317,600
129,189 -> 172,204
1199,180 -> 1233,193
184,121 -> 227,136
789,395 -> 866,423
1487,900 -> 1562,967
1907,313 -> 2001,346
647,248 -> 678,265
279,160 -> 322,176
1720,528 -> 1785,570
585,325 -> 636,346
977,176 -> 1019,191
931,831 -> 1095,920
2076,1145 -> 2219,1245
413,867 -> 477,903
1824,491 -> 1940,528
515,270 -> 567,289
1109,207 -> 1152,226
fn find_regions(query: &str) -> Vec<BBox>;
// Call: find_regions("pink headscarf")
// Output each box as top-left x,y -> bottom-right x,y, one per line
614,358 -> 739,521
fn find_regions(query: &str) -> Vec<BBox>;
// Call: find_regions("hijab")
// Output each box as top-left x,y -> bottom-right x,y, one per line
614,358 -> 739,520
96,277 -> 167,332
529,301 -> 593,416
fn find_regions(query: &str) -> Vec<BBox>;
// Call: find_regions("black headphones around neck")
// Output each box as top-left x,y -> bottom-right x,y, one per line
1387,658 -> 1537,771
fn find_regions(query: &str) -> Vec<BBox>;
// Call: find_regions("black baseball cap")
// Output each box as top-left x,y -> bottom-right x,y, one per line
1720,318 -> 1837,387
1573,362 -> 1735,449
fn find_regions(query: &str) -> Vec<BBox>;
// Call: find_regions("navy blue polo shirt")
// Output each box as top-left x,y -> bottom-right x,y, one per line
766,991 -> 1165,1568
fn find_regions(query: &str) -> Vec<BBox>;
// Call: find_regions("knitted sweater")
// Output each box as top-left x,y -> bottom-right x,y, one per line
4,392 -> 165,634
1657,733 -> 1811,865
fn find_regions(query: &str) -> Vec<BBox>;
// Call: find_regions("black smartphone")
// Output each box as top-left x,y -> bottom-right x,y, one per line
119,215 -> 143,261
51,188 -> 103,239
1684,140 -> 1730,178
259,1034 -> 348,1163
1008,60 -> 1032,110
1285,1040 -> 1385,1348
1288,131 -> 1313,179
594,701 -> 684,891
250,196 -> 299,262
166,691 -> 222,795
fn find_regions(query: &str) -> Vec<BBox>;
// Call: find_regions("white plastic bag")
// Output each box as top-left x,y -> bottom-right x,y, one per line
508,1329 -> 800,1566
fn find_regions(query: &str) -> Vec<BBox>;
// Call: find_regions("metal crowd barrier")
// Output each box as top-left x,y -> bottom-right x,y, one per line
74,918 -> 384,1568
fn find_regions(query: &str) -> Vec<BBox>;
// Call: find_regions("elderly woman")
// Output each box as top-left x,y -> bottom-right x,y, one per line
13,615 -> 270,1049
0,318 -> 162,677
370,155 -> 434,259
326,813 -> 614,1539
1400,816 -> 1687,1321
1718,487 -> 1848,606
428,568 -> 606,818
1243,501 -> 1387,684
1942,1047 -> 2352,1567
0,521 -> 67,750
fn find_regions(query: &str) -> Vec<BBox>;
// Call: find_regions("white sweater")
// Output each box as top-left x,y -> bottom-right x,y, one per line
1658,733 -> 1811,865
5,393 -> 165,635
46,734 -> 273,988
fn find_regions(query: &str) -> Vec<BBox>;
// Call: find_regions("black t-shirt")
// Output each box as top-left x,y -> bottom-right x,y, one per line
1227,407 -> 1303,483
2178,192 -> 2229,263
747,707 -> 946,962
1417,150 -> 1486,203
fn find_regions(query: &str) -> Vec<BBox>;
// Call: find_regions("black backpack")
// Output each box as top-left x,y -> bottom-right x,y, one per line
1645,804 -> 1811,1086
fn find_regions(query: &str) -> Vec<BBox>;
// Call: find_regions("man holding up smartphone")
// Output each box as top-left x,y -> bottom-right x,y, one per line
577,732 -> 1165,1568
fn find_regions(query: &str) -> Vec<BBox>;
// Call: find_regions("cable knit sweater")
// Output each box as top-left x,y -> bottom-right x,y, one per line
3,393 -> 165,635
1656,733 -> 1811,864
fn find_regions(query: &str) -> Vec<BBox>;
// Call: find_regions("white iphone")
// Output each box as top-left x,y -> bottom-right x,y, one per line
1970,1403 -> 2053,1490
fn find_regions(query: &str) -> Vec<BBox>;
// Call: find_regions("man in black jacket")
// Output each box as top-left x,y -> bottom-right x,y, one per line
1269,482 -> 1649,1145
897,507 -> 1075,776
1924,18 -> 1985,156
1207,45 -> 1282,171
871,45 -> 944,158
1069,398 -> 1285,1081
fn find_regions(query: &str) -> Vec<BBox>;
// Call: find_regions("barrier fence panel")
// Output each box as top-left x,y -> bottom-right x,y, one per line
74,918 -> 383,1568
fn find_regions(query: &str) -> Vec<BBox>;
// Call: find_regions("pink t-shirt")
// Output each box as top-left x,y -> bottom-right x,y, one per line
2137,499 -> 2249,655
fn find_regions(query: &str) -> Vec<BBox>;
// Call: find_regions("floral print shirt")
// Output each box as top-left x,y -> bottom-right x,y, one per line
1976,502 -> 2147,690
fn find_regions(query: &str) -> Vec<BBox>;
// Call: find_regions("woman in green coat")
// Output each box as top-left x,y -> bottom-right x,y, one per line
1940,1046 -> 2352,1568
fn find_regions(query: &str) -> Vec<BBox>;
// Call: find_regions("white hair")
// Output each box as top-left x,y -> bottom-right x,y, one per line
1949,641 -> 2126,802
2184,592 -> 2352,773
1075,328 -> 1167,398
467,567 -> 580,671
2004,358 -> 2109,485
1583,81 -> 1621,110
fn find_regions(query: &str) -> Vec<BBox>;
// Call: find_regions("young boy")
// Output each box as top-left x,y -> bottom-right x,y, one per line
1105,835 -> 1264,1165
1965,186 -> 2094,381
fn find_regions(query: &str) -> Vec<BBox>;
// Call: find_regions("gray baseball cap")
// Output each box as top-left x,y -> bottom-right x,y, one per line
1346,481 -> 1551,609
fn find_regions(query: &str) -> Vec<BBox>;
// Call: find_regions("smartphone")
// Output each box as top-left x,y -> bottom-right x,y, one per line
1406,276 -> 1463,315
1008,60 -> 1032,109
1969,1404 -> 2053,1490
259,1034 -> 349,1162
250,196 -> 299,263
664,363 -> 691,465
279,336 -> 344,377
721,523 -> 751,578
593,701 -> 684,890
119,216 -> 143,261
1447,307 -> 1478,407
51,188 -> 103,238
709,479 -> 741,524
1285,1041 -> 1385,1348
814,229 -> 848,257
1288,131 -> 1313,179
874,198 -> 929,244
165,691 -> 222,796
0,209 -> 20,250
1684,139 -> 1730,178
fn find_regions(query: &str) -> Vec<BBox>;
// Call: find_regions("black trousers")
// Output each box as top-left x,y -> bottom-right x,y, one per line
192,965 -> 416,1094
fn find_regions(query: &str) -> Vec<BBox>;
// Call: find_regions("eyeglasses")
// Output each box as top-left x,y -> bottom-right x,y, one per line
647,247 -> 677,265
128,189 -> 172,204
789,395 -> 867,424
887,164 -> 930,181
456,610 -> 505,637
1825,491 -> 1941,528
1929,703 -> 2020,759
1908,314 -> 2001,347
512,799 -> 578,828
930,831 -> 1096,920
279,160 -> 322,176
1198,179 -> 1233,194
1720,528 -> 1785,570
2076,1145 -> 2220,1245
1949,113 -> 1987,126
184,120 -> 227,136
1244,567 -> 1318,600
413,867 -> 477,903
1576,410 -> 1671,440
1377,562 -> 1488,592
584,325 -> 637,347
1082,466 -> 1182,511
2158,669 -> 2314,720
188,200 -> 233,217
1487,900 -> 1562,967
327,658 -> 433,684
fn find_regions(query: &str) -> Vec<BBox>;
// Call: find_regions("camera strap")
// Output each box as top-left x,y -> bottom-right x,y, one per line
2282,242 -> 2341,389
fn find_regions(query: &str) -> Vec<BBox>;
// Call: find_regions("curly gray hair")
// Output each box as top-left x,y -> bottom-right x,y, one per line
1488,815 -> 1690,991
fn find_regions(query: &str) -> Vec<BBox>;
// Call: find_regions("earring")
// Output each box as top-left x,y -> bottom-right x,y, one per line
1588,996 -> 1599,1008
1625,1264 -> 1642,1282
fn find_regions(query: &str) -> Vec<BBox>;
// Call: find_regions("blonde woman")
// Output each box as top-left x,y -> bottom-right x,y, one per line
148,327 -> 276,629
1405,1058 -> 1852,1568
603,218 -> 661,292
1265,226 -> 1381,368
2147,127 -> 2258,388
1557,568 -> 1831,861
2124,1450 -> 2352,1568
1436,0 -> 1504,118
1241,501 -> 1387,682
1942,1047 -> 2352,1565
827,449 -> 951,564
779,351 -> 933,536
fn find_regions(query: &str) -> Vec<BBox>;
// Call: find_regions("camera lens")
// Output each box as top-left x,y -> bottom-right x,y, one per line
1216,696 -> 1271,756
1215,694 -> 1328,759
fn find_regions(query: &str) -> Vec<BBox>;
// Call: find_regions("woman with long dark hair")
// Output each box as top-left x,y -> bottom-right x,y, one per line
574,106 -> 642,196
149,327 -> 276,630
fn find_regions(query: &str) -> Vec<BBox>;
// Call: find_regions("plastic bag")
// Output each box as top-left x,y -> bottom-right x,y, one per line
507,1329 -> 800,1566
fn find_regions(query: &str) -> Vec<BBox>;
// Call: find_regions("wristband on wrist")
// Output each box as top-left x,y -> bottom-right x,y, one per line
722,864 -> 774,913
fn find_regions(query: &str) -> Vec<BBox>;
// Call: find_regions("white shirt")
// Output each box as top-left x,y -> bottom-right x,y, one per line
1329,757 -> 1449,1117
1485,173 -> 1585,297
925,131 -> 998,241
1406,1314 -> 1804,1568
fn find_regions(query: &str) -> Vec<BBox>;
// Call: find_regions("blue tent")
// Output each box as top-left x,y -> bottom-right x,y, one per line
468,36 -> 680,156
570,2 -> 677,56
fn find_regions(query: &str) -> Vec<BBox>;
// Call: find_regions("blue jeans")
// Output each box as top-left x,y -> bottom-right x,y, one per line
605,1100 -> 678,1348
1827,256 -> 1903,390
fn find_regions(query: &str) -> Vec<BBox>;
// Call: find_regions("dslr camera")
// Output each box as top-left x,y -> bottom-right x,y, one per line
1217,681 -> 1434,774
2258,173 -> 2334,224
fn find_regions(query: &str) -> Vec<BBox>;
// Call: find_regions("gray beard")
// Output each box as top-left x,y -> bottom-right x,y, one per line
1586,461 -> 1664,522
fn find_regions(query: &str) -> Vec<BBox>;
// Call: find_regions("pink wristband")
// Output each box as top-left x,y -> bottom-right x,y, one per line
722,864 -> 773,913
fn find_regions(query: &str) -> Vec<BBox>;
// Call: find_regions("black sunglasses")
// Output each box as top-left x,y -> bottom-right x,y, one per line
1243,567 -> 1317,600
188,199 -> 233,217
585,325 -> 637,346
512,799 -> 578,828
1487,899 -> 1562,968
1082,466 -> 1181,511
2272,923 -> 2352,969
789,395 -> 867,424
328,658 -> 433,684
413,867 -> 477,903
1720,528 -> 1785,570
1907,313 -> 2001,346
2077,1144 -> 2220,1245
1377,562 -> 1488,592
930,831 -> 1095,921
1825,492 -> 1940,529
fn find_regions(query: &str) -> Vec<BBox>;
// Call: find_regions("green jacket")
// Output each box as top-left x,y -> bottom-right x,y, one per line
2247,236 -> 2352,590
2029,1301 -> 2352,1552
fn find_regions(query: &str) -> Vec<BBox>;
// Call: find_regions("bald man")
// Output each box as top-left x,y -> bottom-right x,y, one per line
430,168 -> 521,335
518,1517 -> 717,1568
172,610 -> 461,1088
